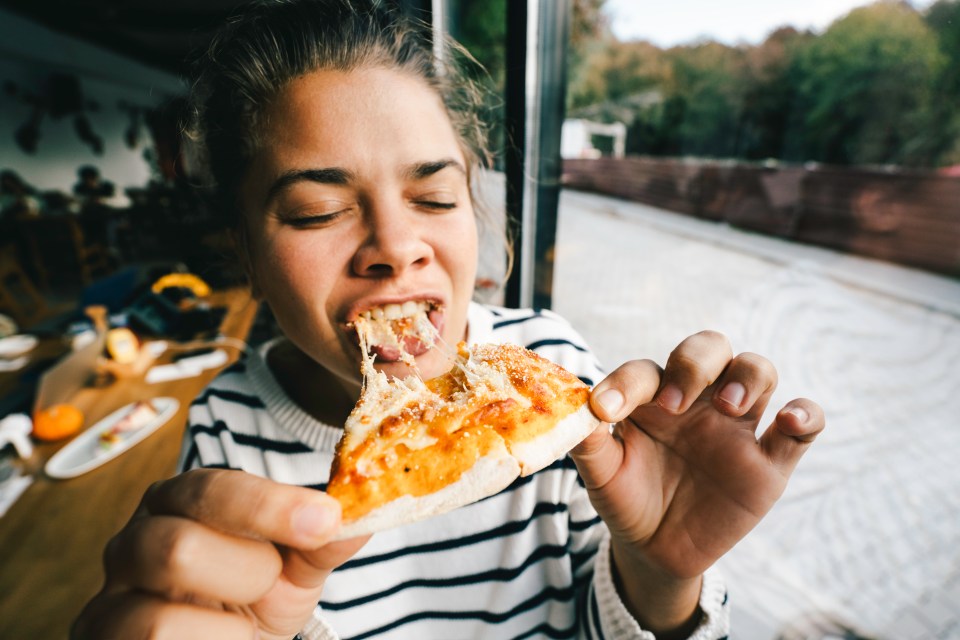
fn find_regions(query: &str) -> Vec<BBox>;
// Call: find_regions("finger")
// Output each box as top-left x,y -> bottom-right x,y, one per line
657,330 -> 733,414
144,469 -> 341,549
73,590 -> 256,640
759,398 -> 825,473
712,352 -> 778,419
569,421 -> 621,491
282,535 -> 372,591
104,515 -> 282,604
589,359 -> 663,423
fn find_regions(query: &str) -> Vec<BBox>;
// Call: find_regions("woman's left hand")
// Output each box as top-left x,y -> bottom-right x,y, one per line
570,330 -> 823,615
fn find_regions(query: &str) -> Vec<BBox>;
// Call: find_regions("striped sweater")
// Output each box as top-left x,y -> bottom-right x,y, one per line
180,302 -> 730,639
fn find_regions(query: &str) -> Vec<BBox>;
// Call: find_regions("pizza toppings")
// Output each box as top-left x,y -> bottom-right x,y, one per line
326,312 -> 600,538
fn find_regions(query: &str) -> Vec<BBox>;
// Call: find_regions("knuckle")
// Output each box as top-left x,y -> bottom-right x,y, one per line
177,468 -> 227,522
156,524 -> 201,578
142,479 -> 168,511
614,359 -> 662,393
666,351 -> 713,385
735,352 -> 779,387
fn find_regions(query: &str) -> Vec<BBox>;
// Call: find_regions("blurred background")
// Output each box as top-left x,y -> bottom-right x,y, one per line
0,1 -> 958,639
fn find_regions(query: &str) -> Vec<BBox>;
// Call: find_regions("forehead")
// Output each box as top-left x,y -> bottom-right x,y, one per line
253,67 -> 465,172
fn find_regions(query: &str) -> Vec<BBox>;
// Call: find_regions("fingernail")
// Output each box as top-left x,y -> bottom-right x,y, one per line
657,385 -> 683,412
595,388 -> 624,417
292,502 -> 335,539
786,406 -> 809,423
718,382 -> 746,408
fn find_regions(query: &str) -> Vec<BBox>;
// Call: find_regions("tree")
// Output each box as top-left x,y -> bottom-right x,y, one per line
735,27 -> 813,160
789,1 -> 945,166
567,38 -> 666,110
661,42 -> 750,158
923,0 -> 960,165
450,0 -> 610,161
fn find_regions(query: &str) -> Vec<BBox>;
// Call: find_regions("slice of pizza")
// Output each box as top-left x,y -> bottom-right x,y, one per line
326,308 -> 600,539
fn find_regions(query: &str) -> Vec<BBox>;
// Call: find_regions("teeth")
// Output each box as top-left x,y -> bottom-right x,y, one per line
383,304 -> 403,320
361,301 -> 433,323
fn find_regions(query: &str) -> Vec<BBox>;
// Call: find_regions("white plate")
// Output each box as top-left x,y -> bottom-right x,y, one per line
0,334 -> 38,358
45,397 -> 179,479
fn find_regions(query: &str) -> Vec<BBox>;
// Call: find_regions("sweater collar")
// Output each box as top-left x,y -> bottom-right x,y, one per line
246,302 -> 498,450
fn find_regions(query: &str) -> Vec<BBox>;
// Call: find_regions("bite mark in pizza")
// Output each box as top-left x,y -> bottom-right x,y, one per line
326,304 -> 600,539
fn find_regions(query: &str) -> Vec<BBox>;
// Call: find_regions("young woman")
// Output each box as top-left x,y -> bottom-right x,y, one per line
73,2 -> 824,638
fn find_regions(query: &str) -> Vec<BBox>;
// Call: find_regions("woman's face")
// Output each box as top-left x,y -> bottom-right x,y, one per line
238,67 -> 478,390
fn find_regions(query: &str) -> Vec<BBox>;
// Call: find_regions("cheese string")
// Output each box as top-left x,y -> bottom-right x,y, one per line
354,312 -> 470,390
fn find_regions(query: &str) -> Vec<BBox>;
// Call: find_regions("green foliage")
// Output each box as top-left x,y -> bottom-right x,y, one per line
924,0 -> 960,164
565,0 -> 960,168
450,0 -> 608,163
790,1 -> 944,166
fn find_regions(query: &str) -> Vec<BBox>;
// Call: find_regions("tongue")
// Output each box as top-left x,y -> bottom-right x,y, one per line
371,336 -> 429,362
368,310 -> 445,363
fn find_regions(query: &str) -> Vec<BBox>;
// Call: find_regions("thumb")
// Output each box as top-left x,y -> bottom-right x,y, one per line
589,359 -> 664,423
282,535 -> 370,591
570,420 -> 621,491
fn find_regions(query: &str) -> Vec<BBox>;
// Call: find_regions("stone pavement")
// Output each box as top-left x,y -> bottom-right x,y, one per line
550,189 -> 960,639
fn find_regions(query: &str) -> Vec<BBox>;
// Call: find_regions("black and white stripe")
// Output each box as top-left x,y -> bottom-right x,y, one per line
180,302 -> 729,639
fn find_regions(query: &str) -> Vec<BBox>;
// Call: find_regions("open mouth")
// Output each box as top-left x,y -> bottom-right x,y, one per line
353,300 -> 444,364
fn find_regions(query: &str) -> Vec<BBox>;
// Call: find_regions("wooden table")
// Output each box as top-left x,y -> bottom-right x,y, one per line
0,288 -> 258,639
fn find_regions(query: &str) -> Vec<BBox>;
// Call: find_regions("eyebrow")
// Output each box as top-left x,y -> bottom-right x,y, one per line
403,158 -> 467,181
265,167 -> 353,205
264,158 -> 466,206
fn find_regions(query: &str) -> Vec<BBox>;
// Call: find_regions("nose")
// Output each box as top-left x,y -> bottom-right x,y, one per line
352,204 -> 433,277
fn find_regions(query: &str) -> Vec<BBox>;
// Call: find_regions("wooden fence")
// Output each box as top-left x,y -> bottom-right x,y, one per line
562,157 -> 960,279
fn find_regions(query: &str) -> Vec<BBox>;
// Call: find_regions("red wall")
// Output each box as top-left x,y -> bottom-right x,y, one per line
563,157 -> 960,279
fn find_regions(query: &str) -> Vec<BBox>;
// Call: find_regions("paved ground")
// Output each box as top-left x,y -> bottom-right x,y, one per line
548,189 -> 960,639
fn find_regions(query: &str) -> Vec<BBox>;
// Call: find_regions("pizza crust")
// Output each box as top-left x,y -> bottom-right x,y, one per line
330,315 -> 602,539
508,403 -> 600,476
335,443 -> 521,540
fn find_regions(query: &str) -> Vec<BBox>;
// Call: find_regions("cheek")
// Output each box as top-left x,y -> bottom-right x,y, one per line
250,233 -> 345,311
444,213 -> 479,283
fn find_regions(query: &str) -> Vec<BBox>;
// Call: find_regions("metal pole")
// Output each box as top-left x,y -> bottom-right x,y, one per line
504,0 -> 570,310
503,0 -> 528,309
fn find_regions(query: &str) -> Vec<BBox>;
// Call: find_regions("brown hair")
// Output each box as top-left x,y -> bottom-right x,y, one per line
185,0 -> 492,226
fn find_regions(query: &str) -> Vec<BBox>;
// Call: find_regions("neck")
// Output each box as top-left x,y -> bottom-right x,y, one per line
267,339 -> 359,427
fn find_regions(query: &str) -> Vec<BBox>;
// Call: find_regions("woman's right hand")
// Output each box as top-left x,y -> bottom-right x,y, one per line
72,468 -> 368,639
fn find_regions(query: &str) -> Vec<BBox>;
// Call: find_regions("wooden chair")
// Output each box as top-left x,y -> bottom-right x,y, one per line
0,246 -> 49,328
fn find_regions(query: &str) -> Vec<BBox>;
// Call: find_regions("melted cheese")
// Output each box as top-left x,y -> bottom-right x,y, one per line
327,315 -> 591,522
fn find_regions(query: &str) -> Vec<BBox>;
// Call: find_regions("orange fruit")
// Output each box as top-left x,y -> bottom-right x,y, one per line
33,403 -> 84,441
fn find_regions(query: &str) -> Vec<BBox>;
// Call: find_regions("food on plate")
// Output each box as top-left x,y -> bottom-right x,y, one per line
97,400 -> 159,452
326,308 -> 599,539
105,327 -> 140,364
33,403 -> 84,441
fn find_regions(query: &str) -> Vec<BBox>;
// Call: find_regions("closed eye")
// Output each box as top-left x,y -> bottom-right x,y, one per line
412,200 -> 457,211
283,209 -> 351,228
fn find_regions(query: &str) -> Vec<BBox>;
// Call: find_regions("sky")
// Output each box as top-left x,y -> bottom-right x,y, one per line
603,0 -> 938,48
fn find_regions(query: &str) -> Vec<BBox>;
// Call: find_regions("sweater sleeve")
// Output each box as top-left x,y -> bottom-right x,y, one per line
297,609 -> 341,640
588,535 -> 730,639
517,308 -> 731,639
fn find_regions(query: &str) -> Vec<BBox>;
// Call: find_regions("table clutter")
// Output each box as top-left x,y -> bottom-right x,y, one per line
0,275 -> 259,639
